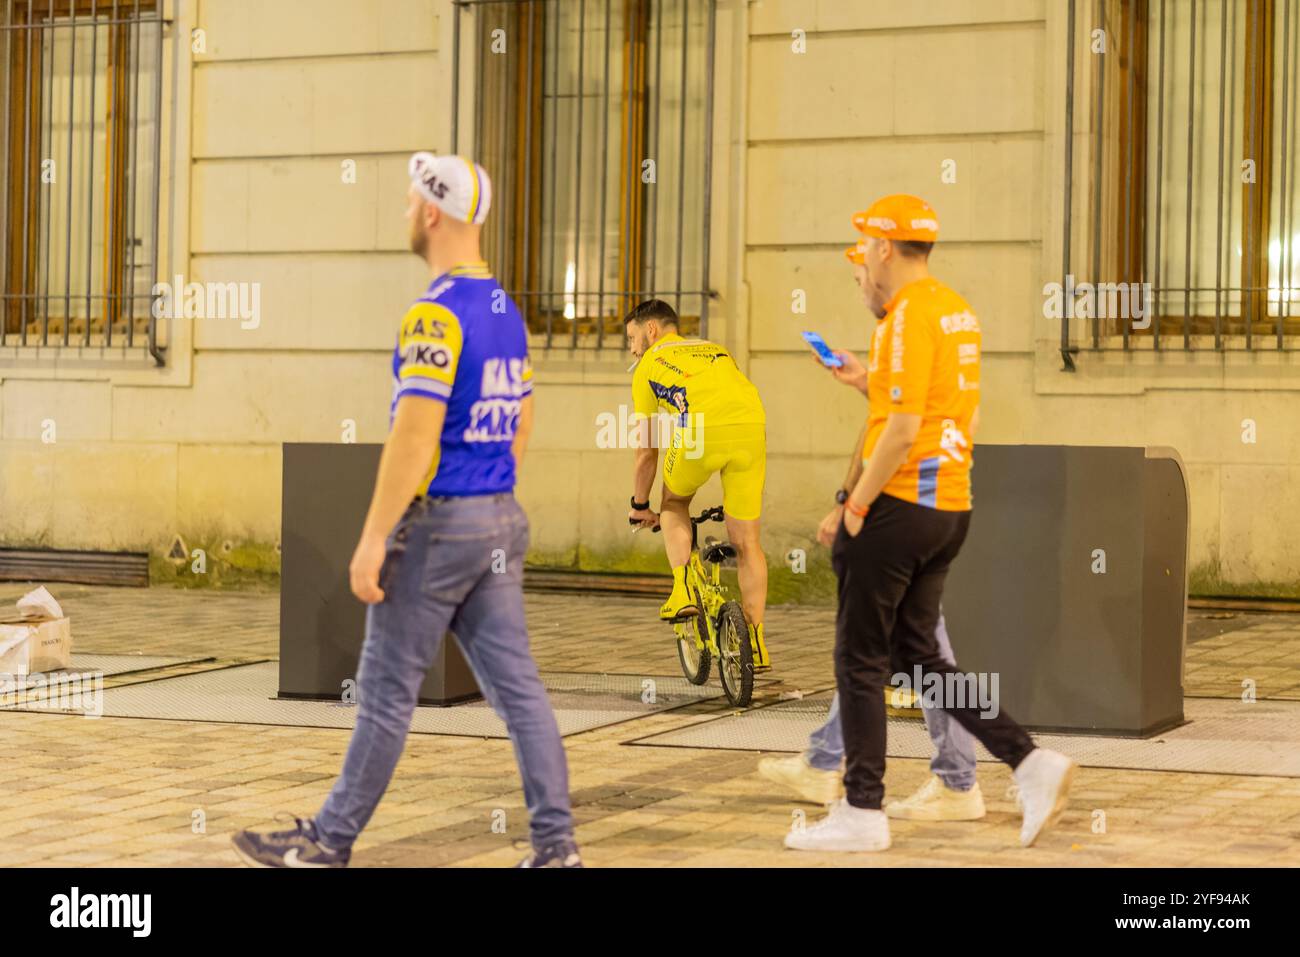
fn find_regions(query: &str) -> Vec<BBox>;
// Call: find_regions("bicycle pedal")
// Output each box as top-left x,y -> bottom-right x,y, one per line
663,607 -> 700,624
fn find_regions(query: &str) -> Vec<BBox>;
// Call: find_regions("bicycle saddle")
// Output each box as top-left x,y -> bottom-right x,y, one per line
701,540 -> 737,564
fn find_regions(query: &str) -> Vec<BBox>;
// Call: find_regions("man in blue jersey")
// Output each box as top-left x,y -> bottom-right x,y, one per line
232,152 -> 580,869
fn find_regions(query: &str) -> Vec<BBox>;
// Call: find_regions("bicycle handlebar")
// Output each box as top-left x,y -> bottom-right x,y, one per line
628,505 -> 723,534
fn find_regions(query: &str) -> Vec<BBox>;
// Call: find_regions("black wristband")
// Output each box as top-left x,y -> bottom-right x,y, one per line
630,495 -> 650,511
835,488 -> 849,505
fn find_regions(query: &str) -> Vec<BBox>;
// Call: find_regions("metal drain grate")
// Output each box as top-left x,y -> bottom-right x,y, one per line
2,662 -> 724,737
628,692 -> 1300,777
0,653 -> 211,692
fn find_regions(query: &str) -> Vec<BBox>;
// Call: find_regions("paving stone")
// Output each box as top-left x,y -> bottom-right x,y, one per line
1,586 -> 1297,866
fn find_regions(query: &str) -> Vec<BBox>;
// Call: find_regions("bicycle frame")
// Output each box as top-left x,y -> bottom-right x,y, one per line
675,508 -> 728,654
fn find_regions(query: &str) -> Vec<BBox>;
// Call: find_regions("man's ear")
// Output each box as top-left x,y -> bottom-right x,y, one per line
424,200 -> 441,231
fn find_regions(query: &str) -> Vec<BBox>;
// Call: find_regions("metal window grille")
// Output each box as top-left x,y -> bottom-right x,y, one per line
451,0 -> 716,350
1059,0 -> 1299,364
1,0 -> 166,363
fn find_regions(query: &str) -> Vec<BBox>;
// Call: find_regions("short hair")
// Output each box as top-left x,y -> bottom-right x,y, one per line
895,240 -> 934,259
624,298 -> 679,328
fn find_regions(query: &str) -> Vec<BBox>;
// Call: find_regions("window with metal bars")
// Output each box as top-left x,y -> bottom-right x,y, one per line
451,0 -> 715,351
1,0 -> 165,363
1059,0 -> 1299,361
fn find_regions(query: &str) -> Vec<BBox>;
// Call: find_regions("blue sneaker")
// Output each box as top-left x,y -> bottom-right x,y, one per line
515,838 -> 583,868
231,815 -> 350,868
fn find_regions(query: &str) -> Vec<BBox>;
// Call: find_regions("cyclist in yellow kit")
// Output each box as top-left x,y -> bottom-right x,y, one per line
624,299 -> 771,670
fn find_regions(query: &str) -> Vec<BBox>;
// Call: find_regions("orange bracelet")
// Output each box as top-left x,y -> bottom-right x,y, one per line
846,499 -> 870,518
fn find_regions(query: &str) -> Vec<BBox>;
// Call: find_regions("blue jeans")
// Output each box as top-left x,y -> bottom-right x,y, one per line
805,610 -> 977,791
315,493 -> 573,850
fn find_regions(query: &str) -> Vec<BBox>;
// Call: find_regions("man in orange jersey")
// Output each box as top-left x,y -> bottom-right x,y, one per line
760,238 -> 982,819
785,195 -> 1075,854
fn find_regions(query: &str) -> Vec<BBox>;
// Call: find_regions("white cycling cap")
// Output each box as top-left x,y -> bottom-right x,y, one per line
407,151 -> 492,225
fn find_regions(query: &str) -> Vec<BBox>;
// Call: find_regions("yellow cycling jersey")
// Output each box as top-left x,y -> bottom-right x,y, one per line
631,333 -> 766,429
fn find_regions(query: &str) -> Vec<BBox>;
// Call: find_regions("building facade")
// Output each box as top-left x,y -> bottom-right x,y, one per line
1,0 -> 1296,596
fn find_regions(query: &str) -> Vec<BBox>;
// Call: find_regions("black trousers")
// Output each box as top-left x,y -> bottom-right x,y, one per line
832,493 -> 1035,809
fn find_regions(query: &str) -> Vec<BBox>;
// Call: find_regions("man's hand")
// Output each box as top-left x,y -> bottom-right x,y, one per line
843,506 -> 865,538
629,506 -> 660,530
816,506 -> 844,546
828,350 -> 868,394
350,532 -> 388,604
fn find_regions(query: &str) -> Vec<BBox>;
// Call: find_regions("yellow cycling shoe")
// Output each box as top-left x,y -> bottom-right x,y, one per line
659,582 -> 699,620
749,622 -> 771,671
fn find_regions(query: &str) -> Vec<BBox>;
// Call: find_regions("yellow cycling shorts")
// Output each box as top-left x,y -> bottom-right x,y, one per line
661,422 -> 766,521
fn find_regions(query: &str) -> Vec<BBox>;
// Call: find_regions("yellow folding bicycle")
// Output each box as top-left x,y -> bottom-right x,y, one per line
641,506 -> 754,707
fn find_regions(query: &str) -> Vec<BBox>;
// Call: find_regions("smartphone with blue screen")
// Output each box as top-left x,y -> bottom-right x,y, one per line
801,330 -> 843,368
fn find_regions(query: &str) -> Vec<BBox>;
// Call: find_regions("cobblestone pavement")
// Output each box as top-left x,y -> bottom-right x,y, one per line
1,583 -> 1297,868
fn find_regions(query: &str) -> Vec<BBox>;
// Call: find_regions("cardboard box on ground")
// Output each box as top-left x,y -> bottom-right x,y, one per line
0,586 -> 73,675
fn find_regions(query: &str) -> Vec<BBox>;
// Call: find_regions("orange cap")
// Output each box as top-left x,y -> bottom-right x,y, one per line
851,194 -> 940,243
844,238 -> 868,265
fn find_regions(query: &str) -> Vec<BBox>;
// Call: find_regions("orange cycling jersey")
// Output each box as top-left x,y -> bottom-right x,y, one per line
862,276 -> 980,511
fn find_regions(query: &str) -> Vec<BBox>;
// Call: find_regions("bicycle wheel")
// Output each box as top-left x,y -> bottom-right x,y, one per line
715,601 -> 754,707
676,614 -> 711,685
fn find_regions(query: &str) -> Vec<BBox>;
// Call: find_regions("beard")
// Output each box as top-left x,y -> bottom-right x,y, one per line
861,289 -> 886,319
409,227 -> 427,258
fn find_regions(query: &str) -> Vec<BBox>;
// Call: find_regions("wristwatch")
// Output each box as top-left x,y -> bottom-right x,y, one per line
834,488 -> 849,505
630,495 -> 651,511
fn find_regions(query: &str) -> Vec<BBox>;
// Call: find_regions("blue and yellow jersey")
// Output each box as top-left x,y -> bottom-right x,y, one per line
390,261 -> 533,496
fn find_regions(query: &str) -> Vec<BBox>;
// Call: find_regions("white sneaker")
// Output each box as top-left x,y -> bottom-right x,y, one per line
885,775 -> 986,821
757,754 -> 845,805
784,798 -> 890,852
1013,748 -> 1075,847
